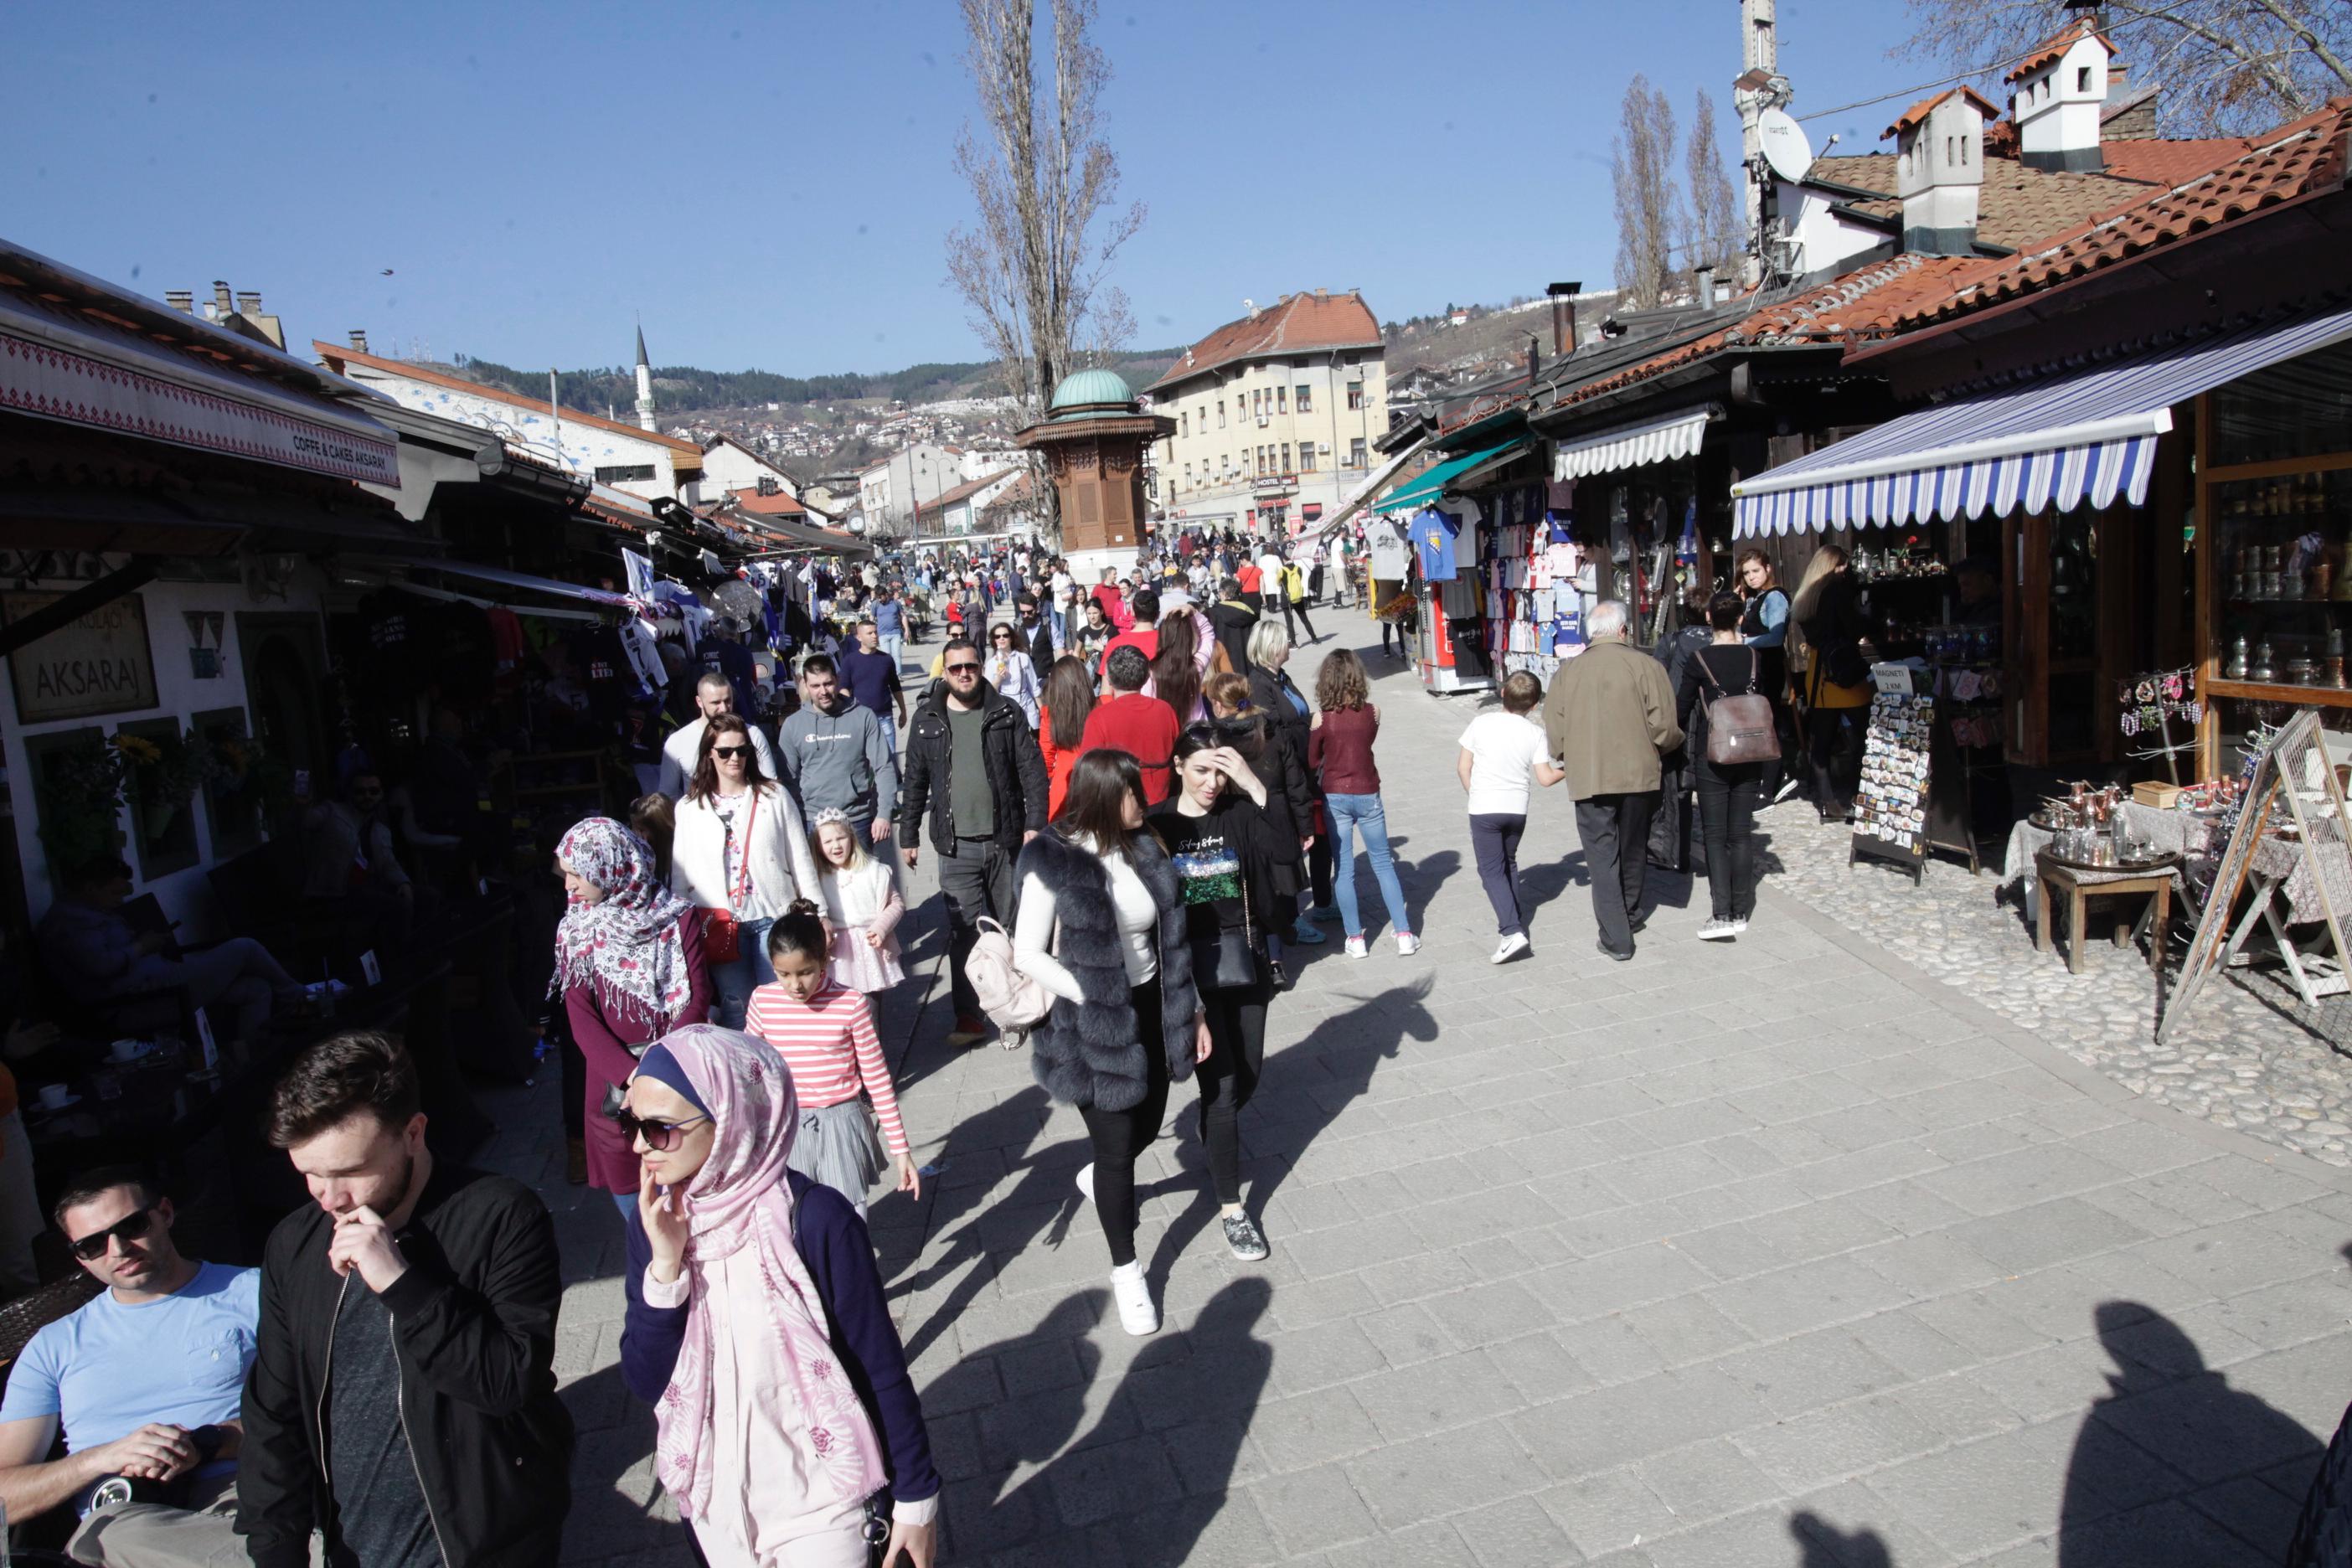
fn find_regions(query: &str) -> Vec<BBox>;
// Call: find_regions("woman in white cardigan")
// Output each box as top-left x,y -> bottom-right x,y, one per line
668,713 -> 823,1028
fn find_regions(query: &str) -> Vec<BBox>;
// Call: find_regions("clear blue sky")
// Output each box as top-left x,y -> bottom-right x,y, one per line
11,0 -> 1933,377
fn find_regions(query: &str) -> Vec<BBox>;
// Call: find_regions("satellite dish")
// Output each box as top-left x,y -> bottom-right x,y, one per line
1757,109 -> 1814,183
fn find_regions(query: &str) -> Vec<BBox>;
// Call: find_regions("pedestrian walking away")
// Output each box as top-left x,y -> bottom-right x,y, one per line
1080,645 -> 1179,805
554,817 -> 711,1215
238,1032 -> 575,1568
1281,558 -> 1319,645
1679,591 -> 1776,940
672,714 -> 825,1030
1014,750 -> 1207,1336
1457,670 -> 1566,962
1246,620 -> 1337,935
743,903 -> 918,1214
899,637 -> 1050,1046
617,1026 -> 940,1567
1790,544 -> 1870,823
1151,726 -> 1299,1265
1308,647 -> 1416,957
1542,600 -> 1682,961
1037,654 -> 1096,820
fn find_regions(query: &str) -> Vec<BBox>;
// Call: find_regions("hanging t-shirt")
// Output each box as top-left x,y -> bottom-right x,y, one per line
1366,518 -> 1411,582
1458,713 -> 1555,817
1411,508 -> 1458,582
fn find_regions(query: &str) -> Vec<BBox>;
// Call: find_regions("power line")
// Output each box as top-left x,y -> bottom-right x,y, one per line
1794,10 -> 2164,123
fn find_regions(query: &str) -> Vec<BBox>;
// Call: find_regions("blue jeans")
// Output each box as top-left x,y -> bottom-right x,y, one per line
711,915 -> 776,1029
1325,792 -> 1411,939
879,632 -> 905,673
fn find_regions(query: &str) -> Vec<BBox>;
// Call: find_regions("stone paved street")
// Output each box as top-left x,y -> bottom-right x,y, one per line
482,619 -> 2352,1567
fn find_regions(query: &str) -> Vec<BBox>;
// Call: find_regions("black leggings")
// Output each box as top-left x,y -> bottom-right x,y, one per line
1283,599 -> 1318,644
1077,981 -> 1168,1268
1196,982 -> 1271,1205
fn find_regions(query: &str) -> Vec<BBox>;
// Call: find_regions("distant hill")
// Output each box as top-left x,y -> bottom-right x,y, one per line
450,351 -> 1181,417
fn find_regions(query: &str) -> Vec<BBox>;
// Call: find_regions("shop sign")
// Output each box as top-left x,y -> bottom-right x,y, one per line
5,591 -> 158,723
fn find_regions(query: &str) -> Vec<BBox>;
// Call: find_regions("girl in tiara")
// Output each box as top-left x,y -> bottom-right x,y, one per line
810,807 -> 905,993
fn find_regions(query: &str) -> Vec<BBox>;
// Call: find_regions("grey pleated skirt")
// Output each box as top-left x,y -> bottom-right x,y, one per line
786,1098 -> 885,1202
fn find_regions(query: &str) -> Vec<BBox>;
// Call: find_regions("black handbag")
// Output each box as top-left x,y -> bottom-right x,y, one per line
1189,889 -> 1264,991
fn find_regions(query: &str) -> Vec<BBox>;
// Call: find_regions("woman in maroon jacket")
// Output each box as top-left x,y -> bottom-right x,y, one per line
1308,647 -> 1418,957
553,817 -> 710,1217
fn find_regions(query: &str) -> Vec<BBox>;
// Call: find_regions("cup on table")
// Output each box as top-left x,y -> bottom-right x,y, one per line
110,1039 -> 143,1063
37,1083 -> 70,1110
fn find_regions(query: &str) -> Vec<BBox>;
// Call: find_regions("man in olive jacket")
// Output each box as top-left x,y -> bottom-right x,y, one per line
1543,600 -> 1684,961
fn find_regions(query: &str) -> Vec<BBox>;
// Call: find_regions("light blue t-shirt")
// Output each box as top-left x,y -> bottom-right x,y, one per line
0,1261 -> 259,1477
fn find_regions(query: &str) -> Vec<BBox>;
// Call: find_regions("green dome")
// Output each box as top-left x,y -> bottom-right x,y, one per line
1048,368 -> 1132,411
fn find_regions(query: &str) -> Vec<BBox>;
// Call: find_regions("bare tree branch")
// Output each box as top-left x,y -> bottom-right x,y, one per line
1686,89 -> 1743,287
1612,76 -> 1684,311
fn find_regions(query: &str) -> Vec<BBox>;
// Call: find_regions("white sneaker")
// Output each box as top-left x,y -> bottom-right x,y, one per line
1491,932 -> 1529,964
1730,918 -> 1750,935
1075,1162 -> 1094,1202
1344,936 -> 1369,959
1395,931 -> 1421,957
1697,918 -> 1738,941
1109,1261 -> 1158,1335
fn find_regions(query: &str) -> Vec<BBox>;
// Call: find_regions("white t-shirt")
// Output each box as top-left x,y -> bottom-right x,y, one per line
1256,552 -> 1283,591
1459,712 -> 1553,817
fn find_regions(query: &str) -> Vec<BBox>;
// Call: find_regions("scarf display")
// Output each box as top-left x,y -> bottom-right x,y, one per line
642,1025 -> 886,1520
552,817 -> 696,1029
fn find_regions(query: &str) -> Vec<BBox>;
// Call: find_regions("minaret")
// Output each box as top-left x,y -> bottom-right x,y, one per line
1733,0 -> 1793,287
633,324 -> 656,432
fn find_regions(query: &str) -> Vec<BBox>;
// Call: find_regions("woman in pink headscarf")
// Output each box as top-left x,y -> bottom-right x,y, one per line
616,1024 -> 941,1567
553,817 -> 710,1217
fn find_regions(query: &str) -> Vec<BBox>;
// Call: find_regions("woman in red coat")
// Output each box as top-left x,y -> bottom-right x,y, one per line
553,816 -> 710,1217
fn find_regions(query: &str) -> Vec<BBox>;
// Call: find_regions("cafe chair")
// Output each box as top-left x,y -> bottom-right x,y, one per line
0,1271 -> 103,1564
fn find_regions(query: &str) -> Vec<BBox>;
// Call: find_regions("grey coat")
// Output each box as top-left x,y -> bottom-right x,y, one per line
1017,828 -> 1199,1112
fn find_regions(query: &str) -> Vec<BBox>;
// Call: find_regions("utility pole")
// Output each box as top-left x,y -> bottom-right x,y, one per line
1733,0 -> 1793,289
549,369 -> 564,471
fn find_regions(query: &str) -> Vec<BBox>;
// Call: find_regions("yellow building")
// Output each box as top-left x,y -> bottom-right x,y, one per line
1146,289 -> 1389,538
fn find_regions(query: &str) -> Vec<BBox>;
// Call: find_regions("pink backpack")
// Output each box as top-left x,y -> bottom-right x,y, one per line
962,917 -> 1051,1045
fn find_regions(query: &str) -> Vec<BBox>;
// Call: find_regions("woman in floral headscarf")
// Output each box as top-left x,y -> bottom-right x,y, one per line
554,817 -> 711,1216
617,1024 -> 941,1567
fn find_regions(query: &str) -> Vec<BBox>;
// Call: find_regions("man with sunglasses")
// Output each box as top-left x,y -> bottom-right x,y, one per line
237,1031 -> 571,1568
900,636 -> 1049,1045
658,673 -> 779,800
0,1167 -> 260,1565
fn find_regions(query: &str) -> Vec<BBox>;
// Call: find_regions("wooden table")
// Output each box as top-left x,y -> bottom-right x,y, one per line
2035,851 -> 2177,975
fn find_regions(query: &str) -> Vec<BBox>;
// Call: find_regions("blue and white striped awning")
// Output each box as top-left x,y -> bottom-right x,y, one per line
1732,304 -> 2352,538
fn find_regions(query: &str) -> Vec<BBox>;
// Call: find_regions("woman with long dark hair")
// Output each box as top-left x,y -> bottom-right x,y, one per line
1150,725 -> 1301,1266
983,620 -> 1041,728
1037,654 -> 1096,819
1790,544 -> 1870,823
554,817 -> 709,1217
1150,610 -> 1206,726
1246,620 -> 1335,942
617,1024 -> 941,1565
1737,547 -> 1795,799
669,714 -> 823,1028
1014,750 -> 1205,1335
1679,591 -> 1771,939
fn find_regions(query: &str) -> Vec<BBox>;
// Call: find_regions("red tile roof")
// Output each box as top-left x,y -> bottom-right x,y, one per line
2097,137 -> 2262,184
2005,18 -> 2114,83
312,342 -> 704,457
1885,87 -> 1999,142
1814,152 -> 2154,250
1891,97 -> 2352,331
730,486 -> 807,516
1149,291 -> 1381,393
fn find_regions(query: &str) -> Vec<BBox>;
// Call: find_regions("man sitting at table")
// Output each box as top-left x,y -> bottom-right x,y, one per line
0,1167 -> 260,1566
35,857 -> 302,1047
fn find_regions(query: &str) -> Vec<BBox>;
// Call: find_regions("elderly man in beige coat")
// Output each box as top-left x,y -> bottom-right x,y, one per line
1543,600 -> 1683,960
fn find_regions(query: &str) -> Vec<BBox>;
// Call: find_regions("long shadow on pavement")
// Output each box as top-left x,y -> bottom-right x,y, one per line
961,1277 -> 1275,1565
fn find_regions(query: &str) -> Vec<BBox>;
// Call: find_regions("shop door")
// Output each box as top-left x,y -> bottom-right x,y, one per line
236,612 -> 328,807
2001,505 -> 2130,767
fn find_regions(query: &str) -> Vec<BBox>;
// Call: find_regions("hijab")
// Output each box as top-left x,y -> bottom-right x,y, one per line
552,817 -> 696,1029
638,1025 -> 886,1520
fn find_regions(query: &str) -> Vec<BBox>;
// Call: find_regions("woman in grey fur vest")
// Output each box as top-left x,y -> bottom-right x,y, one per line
1014,749 -> 1206,1336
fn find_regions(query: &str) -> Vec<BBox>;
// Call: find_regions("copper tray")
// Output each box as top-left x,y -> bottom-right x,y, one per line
2037,848 -> 2181,875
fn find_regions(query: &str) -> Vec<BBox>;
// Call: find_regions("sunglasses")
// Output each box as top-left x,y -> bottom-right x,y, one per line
607,1107 -> 711,1151
69,1207 -> 156,1262
946,662 -> 982,675
710,745 -> 750,761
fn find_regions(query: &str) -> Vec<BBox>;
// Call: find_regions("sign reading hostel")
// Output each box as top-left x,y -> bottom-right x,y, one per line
5,591 -> 158,723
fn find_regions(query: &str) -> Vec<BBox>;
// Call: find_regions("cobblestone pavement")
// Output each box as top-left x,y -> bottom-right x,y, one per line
483,618 -> 2352,1567
1759,794 -> 2352,1168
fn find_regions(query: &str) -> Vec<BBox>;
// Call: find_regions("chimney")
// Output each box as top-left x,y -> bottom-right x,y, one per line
1890,88 -> 1992,256
2008,18 -> 2110,172
1694,264 -> 1715,307
349,329 -> 370,353
212,281 -> 234,315
235,291 -> 261,317
164,290 -> 193,313
1547,281 -> 1584,354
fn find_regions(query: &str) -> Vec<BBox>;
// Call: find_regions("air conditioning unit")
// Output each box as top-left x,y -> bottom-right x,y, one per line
1318,443 -> 1331,454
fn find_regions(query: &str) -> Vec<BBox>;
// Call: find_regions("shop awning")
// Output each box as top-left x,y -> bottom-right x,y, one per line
379,559 -> 640,610
1732,304 -> 2352,537
1309,431 -> 1435,541
1553,406 -> 1715,481
1375,440 -> 1524,515
0,290 -> 400,486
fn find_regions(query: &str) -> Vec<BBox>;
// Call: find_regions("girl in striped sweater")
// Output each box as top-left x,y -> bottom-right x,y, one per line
744,901 -> 919,1214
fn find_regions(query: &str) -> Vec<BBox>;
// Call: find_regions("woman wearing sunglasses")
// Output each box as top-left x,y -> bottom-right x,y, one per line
982,621 -> 1041,730
669,714 -> 824,1030
617,1024 -> 941,1568
555,817 -> 710,1219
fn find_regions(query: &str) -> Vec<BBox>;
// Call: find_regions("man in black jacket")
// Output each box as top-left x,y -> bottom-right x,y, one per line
236,1031 -> 571,1568
900,637 -> 1050,1045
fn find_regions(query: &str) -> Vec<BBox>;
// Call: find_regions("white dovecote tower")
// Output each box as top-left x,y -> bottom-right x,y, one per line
1732,0 -> 1793,288
633,324 -> 656,432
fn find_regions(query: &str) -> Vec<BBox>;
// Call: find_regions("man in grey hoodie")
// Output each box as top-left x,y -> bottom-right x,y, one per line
776,653 -> 900,853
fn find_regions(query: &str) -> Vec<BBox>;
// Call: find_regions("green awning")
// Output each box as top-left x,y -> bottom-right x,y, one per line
1374,440 -> 1524,514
